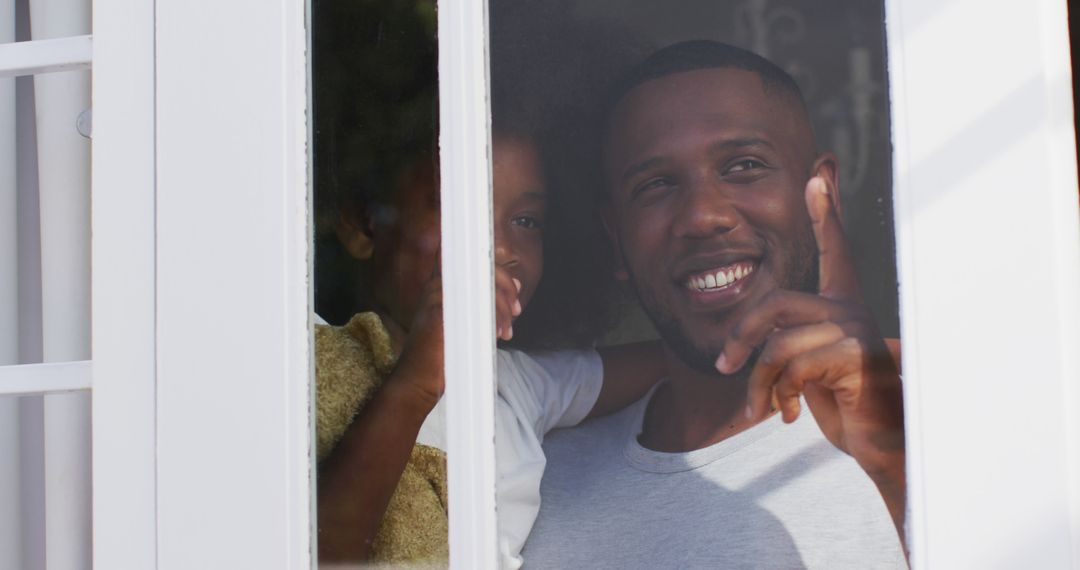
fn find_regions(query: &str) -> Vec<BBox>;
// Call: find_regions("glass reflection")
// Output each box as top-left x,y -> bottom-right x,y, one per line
491,2 -> 907,568
311,0 -> 447,565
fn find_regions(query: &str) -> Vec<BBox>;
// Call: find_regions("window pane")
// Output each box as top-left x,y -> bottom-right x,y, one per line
488,2 -> 907,568
311,0 -> 448,565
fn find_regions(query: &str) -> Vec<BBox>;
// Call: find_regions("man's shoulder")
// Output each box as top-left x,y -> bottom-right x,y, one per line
541,391 -> 647,467
528,408 -> 906,569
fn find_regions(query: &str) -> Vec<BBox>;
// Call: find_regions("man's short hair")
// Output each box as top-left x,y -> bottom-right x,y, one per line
605,39 -> 808,121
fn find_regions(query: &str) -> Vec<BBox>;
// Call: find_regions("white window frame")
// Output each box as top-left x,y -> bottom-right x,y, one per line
91,0 -> 156,566
150,0 -> 312,566
91,0 -> 313,566
83,0 -> 1080,568
887,0 -> 1080,567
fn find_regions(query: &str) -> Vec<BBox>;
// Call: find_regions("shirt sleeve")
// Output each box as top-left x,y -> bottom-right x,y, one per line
498,348 -> 604,436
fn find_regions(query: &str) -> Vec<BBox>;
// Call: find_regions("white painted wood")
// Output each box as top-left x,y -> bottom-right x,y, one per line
90,0 -> 157,566
438,0 -> 499,567
29,1 -> 92,568
0,36 -> 92,79
886,0 -> 1080,567
1034,1 -> 1080,566
0,362 -> 90,396
154,0 -> 312,565
41,392 -> 91,570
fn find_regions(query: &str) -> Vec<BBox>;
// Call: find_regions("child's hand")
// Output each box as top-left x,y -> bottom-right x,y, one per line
494,265 -> 522,341
391,269 -> 445,408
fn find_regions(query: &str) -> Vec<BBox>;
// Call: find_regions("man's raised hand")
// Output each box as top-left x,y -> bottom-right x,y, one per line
715,175 -> 904,472
714,174 -> 906,540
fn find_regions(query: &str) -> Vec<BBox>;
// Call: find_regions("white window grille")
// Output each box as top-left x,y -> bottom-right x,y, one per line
438,0 -> 498,566
1,0 -> 93,567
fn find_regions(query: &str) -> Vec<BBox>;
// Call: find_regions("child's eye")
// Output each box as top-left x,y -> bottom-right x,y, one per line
511,215 -> 543,230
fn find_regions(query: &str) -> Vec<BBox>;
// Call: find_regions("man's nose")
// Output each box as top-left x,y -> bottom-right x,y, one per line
672,178 -> 740,239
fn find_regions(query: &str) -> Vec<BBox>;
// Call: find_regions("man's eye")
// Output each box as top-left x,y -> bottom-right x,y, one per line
632,177 -> 673,197
511,216 -> 543,230
725,159 -> 766,174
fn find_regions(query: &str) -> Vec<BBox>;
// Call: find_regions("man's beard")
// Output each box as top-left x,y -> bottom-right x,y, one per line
625,234 -> 819,377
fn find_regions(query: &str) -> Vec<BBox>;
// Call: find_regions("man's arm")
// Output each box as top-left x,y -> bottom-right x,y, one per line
716,176 -> 907,548
589,340 -> 667,419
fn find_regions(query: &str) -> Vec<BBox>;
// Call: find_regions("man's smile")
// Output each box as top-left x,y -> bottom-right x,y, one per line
683,260 -> 756,292
675,256 -> 761,309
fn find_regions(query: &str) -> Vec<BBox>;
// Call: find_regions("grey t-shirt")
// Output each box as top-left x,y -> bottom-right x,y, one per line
521,387 -> 907,569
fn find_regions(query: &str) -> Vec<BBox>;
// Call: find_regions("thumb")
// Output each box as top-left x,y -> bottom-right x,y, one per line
805,176 -> 859,300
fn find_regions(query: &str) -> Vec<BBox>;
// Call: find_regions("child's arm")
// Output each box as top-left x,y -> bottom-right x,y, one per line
493,262 -> 665,421
316,278 -> 444,562
587,340 -> 667,419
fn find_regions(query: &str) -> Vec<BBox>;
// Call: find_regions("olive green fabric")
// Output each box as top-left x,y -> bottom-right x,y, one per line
315,312 -> 448,566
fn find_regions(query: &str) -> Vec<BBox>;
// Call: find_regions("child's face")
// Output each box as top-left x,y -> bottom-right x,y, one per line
369,158 -> 441,330
492,135 -> 546,314
366,135 -> 545,330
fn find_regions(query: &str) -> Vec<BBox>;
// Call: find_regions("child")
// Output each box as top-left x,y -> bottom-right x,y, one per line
316,127 -> 666,568
312,1 -> 656,565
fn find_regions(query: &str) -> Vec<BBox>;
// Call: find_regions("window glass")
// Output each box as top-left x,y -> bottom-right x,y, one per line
489,1 -> 907,568
310,0 -> 906,566
310,0 -> 447,565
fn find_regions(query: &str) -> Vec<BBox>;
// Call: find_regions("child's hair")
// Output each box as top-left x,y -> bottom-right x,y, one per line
490,0 -> 648,349
312,0 -> 437,232
313,0 -> 647,346
311,0 -> 438,322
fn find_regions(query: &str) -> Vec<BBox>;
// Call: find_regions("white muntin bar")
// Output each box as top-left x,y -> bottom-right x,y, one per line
0,361 -> 91,397
0,35 -> 92,79
438,0 -> 499,567
29,0 -> 92,567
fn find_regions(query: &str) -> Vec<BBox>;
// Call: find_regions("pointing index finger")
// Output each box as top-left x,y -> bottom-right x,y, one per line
806,176 -> 860,301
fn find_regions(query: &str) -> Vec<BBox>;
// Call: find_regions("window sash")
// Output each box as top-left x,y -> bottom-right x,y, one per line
886,0 -> 1080,566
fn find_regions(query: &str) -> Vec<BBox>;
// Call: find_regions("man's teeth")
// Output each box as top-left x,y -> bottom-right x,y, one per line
686,262 -> 756,291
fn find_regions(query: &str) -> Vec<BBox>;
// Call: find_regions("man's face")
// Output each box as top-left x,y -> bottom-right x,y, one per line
603,68 -> 823,373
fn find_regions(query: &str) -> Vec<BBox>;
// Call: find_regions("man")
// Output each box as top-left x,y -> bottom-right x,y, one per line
522,41 -> 907,568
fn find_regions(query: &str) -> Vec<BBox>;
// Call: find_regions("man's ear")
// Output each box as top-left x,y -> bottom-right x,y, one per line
600,205 -> 629,281
810,152 -> 842,219
334,213 -> 375,260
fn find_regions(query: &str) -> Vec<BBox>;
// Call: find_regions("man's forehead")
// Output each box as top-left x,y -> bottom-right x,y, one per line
611,68 -> 792,133
603,68 -> 810,169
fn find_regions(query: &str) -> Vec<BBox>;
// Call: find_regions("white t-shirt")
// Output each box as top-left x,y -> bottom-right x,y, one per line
522,386 -> 907,569
416,348 -> 603,570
